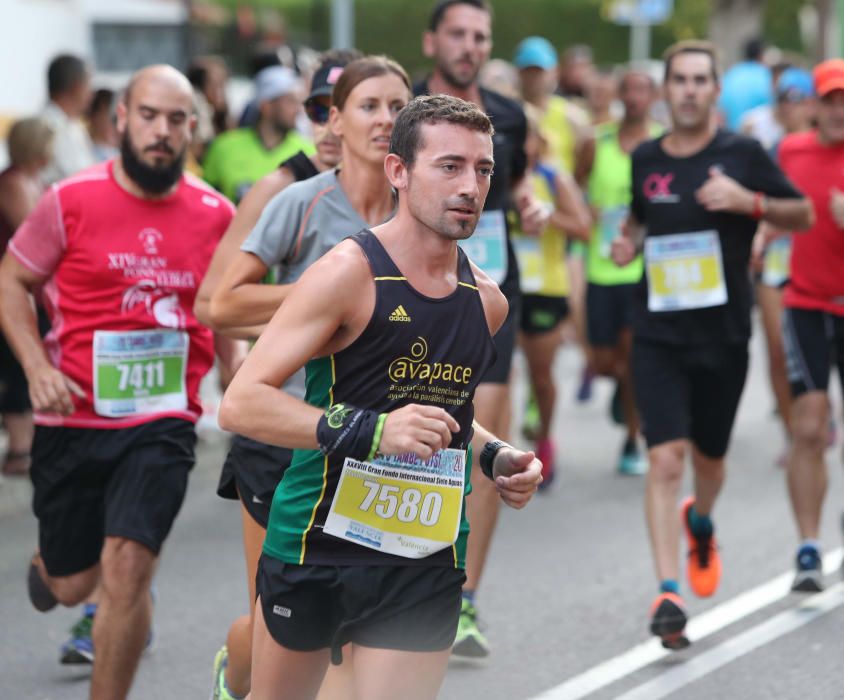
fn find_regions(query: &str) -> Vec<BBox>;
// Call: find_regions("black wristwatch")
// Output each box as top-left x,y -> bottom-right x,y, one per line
480,440 -> 510,480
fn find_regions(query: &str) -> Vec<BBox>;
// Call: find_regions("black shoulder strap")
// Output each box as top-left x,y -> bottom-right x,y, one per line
280,151 -> 319,182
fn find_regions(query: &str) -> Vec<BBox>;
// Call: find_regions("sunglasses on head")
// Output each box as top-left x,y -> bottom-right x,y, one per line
305,100 -> 331,125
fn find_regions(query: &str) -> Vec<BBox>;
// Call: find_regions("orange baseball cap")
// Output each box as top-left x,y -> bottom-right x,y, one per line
814,59 -> 844,97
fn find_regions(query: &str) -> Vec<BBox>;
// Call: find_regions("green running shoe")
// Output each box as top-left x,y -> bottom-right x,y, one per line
451,598 -> 489,659
210,645 -> 241,700
59,611 -> 94,664
522,391 -> 541,442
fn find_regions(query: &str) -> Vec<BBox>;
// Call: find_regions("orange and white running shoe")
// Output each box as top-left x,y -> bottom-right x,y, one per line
682,496 -> 722,598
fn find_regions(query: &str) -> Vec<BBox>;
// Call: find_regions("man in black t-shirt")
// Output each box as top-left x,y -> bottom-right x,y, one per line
415,0 -> 550,659
612,40 -> 811,650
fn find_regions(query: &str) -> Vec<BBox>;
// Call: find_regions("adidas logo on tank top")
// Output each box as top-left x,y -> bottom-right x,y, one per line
389,305 -> 412,322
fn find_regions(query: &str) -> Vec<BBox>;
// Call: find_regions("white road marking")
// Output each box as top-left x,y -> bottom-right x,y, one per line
528,548 -> 843,700
615,581 -> 844,700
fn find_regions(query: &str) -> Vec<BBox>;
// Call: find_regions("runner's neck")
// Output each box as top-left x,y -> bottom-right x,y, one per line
255,120 -> 287,151
427,73 -> 483,108
618,117 -> 650,154
375,218 -> 461,292
661,121 -> 718,158
337,162 -> 394,226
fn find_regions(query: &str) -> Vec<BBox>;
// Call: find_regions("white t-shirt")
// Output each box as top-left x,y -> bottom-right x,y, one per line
40,101 -> 96,185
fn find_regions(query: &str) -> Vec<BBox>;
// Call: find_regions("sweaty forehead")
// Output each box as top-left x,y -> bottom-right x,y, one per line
670,52 -> 714,77
439,5 -> 491,34
418,122 -> 493,158
129,74 -> 194,111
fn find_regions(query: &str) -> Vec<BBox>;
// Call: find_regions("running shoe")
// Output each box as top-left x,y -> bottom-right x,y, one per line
521,392 -> 540,442
210,645 -> 240,700
60,611 -> 94,664
60,591 -> 156,664
617,440 -> 647,476
576,366 -> 595,403
451,598 -> 489,659
649,592 -> 690,650
681,497 -> 722,598
791,544 -> 823,593
27,556 -> 57,612
536,439 -> 555,490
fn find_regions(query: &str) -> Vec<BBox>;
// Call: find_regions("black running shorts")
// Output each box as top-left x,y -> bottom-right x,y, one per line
782,307 -> 844,399
256,555 -> 465,664
217,434 -> 293,528
481,290 -> 519,384
520,295 -> 569,335
632,339 -> 748,458
586,282 -> 637,348
31,418 -> 196,577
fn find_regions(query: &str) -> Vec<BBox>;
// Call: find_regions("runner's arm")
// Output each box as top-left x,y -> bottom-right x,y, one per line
196,169 -> 294,336
0,179 -> 36,229
610,212 -> 644,266
549,170 -> 592,241
696,148 -> 814,231
470,421 -> 542,509
218,244 -> 459,459
0,254 -> 83,414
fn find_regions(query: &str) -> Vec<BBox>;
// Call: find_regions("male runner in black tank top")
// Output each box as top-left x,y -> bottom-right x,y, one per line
220,95 -> 542,700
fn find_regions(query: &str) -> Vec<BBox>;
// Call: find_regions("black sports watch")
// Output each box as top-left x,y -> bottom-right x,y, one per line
479,440 -> 510,480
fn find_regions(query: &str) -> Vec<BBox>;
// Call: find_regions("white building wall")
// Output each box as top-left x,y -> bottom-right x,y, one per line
0,0 -> 90,117
0,0 -> 186,118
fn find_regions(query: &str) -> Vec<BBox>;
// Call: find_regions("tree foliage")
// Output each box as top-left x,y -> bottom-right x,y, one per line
200,0 -> 812,73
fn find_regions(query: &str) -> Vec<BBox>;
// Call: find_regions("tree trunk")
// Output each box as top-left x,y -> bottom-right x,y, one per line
708,0 -> 765,69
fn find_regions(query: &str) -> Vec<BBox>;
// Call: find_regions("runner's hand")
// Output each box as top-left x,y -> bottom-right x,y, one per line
27,365 -> 85,415
517,193 -> 551,237
830,188 -> 844,229
492,448 -> 542,509
695,167 -> 754,214
611,235 -> 637,266
379,404 -> 460,460
750,225 -> 769,273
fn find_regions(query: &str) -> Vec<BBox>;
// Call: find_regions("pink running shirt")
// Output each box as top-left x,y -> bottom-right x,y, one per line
9,161 -> 234,428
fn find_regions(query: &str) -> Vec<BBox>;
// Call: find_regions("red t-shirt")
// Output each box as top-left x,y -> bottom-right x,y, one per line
9,161 -> 234,428
780,131 -> 844,314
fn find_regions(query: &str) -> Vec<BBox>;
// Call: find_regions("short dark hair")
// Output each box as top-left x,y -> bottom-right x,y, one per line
744,37 -> 765,62
88,88 -> 115,119
318,48 -> 364,69
428,0 -> 492,32
663,40 -> 720,84
390,94 -> 493,168
47,54 -> 88,97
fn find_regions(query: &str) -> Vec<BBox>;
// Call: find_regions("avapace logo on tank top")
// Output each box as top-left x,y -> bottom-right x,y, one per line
388,337 -> 473,385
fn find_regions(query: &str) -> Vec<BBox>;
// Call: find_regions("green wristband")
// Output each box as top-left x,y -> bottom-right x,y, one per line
366,413 -> 388,461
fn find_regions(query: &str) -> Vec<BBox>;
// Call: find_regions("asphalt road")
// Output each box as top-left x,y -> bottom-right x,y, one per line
1,319 -> 843,700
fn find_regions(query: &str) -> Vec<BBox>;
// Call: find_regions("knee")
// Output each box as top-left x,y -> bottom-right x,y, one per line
100,539 -> 155,603
51,570 -> 99,607
648,444 -> 685,485
791,405 -> 828,453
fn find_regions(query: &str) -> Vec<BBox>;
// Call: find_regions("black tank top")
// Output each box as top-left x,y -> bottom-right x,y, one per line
280,151 -> 320,182
263,229 -> 497,567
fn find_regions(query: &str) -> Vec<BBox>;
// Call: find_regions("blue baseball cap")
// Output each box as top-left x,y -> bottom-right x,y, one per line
513,37 -> 558,71
776,68 -> 814,102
